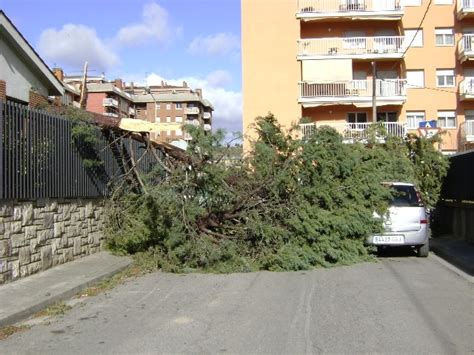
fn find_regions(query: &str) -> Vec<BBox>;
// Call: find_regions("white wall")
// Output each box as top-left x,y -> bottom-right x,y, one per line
0,37 -> 50,102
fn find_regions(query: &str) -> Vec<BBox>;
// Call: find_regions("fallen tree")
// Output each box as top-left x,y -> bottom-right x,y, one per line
104,114 -> 448,272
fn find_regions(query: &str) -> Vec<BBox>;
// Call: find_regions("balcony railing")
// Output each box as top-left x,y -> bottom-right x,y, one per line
186,107 -> 200,115
203,124 -> 212,131
460,78 -> 474,99
298,36 -> 405,59
103,112 -> 119,118
458,34 -> 474,61
299,79 -> 406,102
203,112 -> 212,119
458,0 -> 474,18
300,122 -> 406,141
103,98 -> 119,107
460,120 -> 474,142
297,0 -> 404,19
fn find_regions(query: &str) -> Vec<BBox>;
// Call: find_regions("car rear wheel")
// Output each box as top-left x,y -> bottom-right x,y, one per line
417,240 -> 429,257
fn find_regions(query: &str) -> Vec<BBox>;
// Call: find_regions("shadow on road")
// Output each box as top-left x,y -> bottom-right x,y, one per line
374,246 -> 419,258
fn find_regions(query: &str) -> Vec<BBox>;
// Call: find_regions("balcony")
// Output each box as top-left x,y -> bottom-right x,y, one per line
460,78 -> 474,100
186,107 -> 200,115
103,112 -> 119,118
296,0 -> 404,21
203,124 -> 212,131
300,121 -> 406,142
458,34 -> 474,62
460,121 -> 474,142
298,79 -> 407,107
298,36 -> 405,60
203,112 -> 212,120
103,98 -> 119,107
458,0 -> 474,19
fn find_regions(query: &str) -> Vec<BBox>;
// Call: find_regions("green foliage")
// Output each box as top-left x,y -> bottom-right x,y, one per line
105,114 -> 448,273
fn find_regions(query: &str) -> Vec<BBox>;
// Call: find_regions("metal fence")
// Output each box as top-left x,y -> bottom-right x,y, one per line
440,151 -> 474,202
0,100 -> 162,200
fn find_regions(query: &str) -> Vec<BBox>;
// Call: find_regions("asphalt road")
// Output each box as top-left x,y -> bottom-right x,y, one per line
1,253 -> 473,354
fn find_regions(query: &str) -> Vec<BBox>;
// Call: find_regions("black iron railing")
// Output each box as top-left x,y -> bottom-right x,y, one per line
0,100 -> 162,200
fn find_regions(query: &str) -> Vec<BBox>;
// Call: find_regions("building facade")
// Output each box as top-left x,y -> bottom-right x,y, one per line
0,11 -> 64,106
242,0 -> 474,153
125,82 -> 213,142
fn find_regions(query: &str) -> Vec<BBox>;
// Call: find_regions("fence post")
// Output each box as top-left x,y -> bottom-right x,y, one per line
0,100 -> 3,199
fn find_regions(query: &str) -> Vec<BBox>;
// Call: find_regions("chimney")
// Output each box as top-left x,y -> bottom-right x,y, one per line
183,81 -> 188,88
161,80 -> 165,87
196,88 -> 202,98
52,68 -> 64,82
113,79 -> 123,89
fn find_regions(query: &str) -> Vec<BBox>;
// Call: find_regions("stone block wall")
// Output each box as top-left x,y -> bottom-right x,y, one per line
0,199 -> 105,284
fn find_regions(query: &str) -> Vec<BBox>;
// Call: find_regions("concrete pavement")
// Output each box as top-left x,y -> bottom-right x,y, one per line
1,255 -> 472,354
0,252 -> 132,328
0,237 -> 471,332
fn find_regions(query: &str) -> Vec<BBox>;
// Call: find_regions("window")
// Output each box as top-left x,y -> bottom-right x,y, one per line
404,29 -> 423,47
465,110 -> 474,121
406,70 -> 425,88
166,116 -> 171,123
176,129 -> 183,136
175,103 -> 182,109
377,112 -> 398,122
435,28 -> 454,46
347,112 -> 368,123
156,103 -> 160,110
166,104 -> 171,110
436,69 -> 455,87
437,111 -> 456,128
406,111 -> 425,129
176,116 -> 183,123
166,130 -> 171,136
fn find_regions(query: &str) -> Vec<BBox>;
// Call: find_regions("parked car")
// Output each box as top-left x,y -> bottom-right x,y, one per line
367,182 -> 429,257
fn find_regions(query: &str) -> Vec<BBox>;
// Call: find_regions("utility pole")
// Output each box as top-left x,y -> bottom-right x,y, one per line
372,61 -> 377,123
79,61 -> 88,110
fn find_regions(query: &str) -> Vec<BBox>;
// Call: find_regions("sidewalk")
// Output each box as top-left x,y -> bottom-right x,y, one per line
0,252 -> 132,328
430,237 -> 474,276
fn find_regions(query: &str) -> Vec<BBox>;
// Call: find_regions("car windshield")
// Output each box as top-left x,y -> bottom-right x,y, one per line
389,185 -> 420,207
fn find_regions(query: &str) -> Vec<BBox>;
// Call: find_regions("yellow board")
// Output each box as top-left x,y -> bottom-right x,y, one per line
119,118 -> 182,133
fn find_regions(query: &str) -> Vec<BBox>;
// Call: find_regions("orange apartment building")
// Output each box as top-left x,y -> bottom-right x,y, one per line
242,0 -> 474,153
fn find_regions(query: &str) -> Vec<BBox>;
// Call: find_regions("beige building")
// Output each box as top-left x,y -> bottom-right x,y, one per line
125,82 -> 213,142
242,0 -> 474,153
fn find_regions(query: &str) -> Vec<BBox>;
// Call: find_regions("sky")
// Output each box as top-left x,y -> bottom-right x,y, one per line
0,0 -> 242,139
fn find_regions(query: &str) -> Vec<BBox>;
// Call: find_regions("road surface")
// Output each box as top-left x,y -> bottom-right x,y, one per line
1,253 -> 473,354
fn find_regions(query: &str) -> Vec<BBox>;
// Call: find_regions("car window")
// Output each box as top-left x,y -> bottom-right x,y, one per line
389,185 -> 420,207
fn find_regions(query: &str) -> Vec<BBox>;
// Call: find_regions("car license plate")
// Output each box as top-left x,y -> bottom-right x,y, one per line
373,235 -> 404,244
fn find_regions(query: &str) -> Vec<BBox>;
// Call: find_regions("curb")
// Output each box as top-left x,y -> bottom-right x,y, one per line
430,244 -> 474,277
0,258 -> 132,328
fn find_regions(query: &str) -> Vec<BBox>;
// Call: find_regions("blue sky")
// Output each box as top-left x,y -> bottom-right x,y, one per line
0,0 -> 242,136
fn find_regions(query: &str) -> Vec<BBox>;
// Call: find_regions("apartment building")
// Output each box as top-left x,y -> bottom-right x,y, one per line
242,0 -> 474,153
64,76 -> 136,119
125,82 -> 213,142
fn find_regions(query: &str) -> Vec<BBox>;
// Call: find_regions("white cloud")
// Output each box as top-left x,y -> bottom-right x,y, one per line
38,24 -> 119,71
144,70 -> 242,138
206,70 -> 232,87
188,33 -> 240,56
115,2 -> 174,47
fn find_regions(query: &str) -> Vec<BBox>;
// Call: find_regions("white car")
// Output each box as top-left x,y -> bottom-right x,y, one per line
368,182 -> 429,257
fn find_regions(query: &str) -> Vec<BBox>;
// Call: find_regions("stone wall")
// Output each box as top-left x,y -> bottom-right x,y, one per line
0,199 -> 105,284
